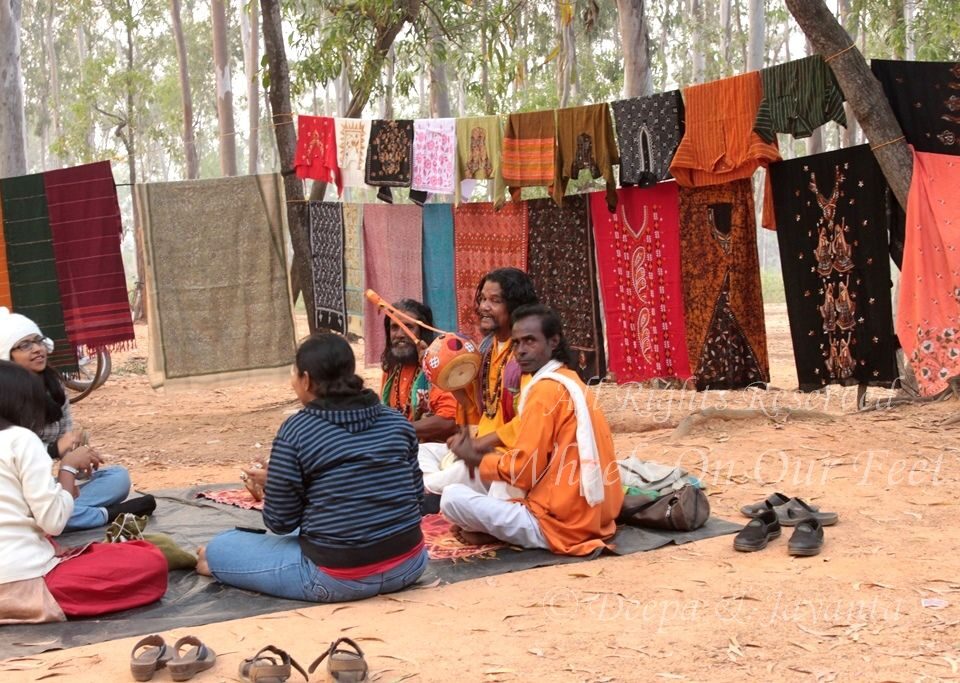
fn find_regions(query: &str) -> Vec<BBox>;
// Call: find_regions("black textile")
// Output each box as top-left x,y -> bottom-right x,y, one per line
871,59 -> 960,155
365,119 -> 414,203
307,201 -> 347,333
770,144 -> 899,391
610,90 -> 685,187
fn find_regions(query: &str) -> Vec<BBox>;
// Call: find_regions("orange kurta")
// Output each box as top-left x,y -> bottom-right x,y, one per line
458,339 -> 521,448
669,71 -> 781,229
380,366 -> 458,421
478,367 -> 624,556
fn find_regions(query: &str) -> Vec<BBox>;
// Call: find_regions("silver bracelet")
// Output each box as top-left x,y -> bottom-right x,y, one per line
60,465 -> 80,477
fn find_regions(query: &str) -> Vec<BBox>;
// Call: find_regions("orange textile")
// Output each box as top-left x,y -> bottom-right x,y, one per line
457,338 -> 522,447
502,110 -> 556,201
897,150 -> 960,396
478,367 -> 624,556
669,71 -> 781,229
0,186 -> 10,309
380,366 -> 458,422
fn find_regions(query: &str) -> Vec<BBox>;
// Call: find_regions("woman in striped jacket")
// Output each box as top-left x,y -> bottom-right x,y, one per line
198,333 -> 427,602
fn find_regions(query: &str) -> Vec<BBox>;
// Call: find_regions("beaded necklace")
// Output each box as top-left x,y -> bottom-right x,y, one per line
480,340 -> 510,419
388,366 -> 416,420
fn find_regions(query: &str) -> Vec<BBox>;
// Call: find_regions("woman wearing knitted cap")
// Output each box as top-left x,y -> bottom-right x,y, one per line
0,308 -> 155,530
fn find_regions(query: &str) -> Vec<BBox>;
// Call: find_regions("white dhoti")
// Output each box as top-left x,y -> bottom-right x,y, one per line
418,443 -> 486,495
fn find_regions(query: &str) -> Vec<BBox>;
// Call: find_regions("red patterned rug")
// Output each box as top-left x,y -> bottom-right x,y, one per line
197,490 -> 504,561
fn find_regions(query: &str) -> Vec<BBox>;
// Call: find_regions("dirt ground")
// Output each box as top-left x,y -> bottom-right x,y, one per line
3,305 -> 959,682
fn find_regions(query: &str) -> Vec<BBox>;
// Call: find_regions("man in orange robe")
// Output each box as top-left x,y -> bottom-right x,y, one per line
441,305 -> 623,556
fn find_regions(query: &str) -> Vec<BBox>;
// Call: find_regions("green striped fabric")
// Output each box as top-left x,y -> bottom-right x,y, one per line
753,55 -> 847,144
0,174 -> 78,373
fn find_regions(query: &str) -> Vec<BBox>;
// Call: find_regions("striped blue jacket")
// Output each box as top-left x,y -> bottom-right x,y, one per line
262,391 -> 424,566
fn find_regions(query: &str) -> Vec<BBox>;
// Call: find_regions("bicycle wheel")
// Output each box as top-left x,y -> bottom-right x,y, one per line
65,349 -> 111,404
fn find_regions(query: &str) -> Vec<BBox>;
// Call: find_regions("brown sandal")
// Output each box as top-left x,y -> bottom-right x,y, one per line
130,635 -> 172,682
239,646 -> 308,682
308,637 -> 369,682
167,636 -> 217,681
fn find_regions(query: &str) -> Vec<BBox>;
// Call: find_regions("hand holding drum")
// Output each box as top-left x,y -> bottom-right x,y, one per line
365,289 -> 482,391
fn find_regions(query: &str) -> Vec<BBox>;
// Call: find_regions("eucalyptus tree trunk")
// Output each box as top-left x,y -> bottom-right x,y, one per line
170,0 -> 199,179
428,15 -> 451,117
381,46 -> 395,119
617,0 -> 653,97
44,2 -> 61,166
212,0 -> 237,176
720,0 -> 732,69
903,0 -> 915,59
688,0 -> 705,83
805,39 -> 824,155
556,1 -> 579,107
260,0 -> 315,327
0,0 -> 27,177
785,0 -> 911,208
240,0 -> 260,174
746,0 -> 764,71
837,0 -> 859,147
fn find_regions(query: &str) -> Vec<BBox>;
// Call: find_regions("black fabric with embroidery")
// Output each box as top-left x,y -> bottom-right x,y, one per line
308,201 -> 347,334
770,144 -> 899,391
365,119 -> 414,203
871,59 -> 960,156
611,91 -> 685,187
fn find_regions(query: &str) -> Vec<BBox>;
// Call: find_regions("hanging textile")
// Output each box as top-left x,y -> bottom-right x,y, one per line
363,204 -> 422,367
135,174 -> 295,389
307,201 -> 347,334
611,90 -> 685,188
335,118 -> 372,189
670,71 -> 781,229
412,118 -> 457,196
527,196 -> 606,382
422,204 -> 457,333
502,110 -> 555,202
0,186 -> 10,309
553,103 -> 619,211
590,183 -> 690,384
43,161 -> 135,351
453,202 -> 528,339
770,145 -> 898,391
455,115 -> 505,206
342,203 -> 364,337
365,119 -> 414,203
679,179 -> 769,390
898,151 -> 960,395
0,174 -> 77,373
753,55 -> 847,143
294,115 -> 341,194
871,60 -> 960,155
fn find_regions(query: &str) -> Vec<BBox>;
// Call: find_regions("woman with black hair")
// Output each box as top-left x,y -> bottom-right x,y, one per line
198,333 -> 428,602
0,308 -> 154,530
0,361 -> 167,623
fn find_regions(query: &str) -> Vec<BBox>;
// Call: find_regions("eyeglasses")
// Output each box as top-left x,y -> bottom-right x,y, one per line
11,336 -> 50,353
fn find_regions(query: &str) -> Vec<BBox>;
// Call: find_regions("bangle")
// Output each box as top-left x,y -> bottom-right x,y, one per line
60,465 -> 79,477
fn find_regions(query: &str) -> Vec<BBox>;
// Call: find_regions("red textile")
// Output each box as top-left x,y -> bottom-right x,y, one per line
42,161 -> 135,351
898,150 -> 960,395
589,184 -> 691,383
453,202 -> 529,339
198,488 -> 263,510
44,540 -> 167,618
319,540 -> 425,579
294,116 -> 342,194
421,513 -> 504,561
363,204 -> 423,367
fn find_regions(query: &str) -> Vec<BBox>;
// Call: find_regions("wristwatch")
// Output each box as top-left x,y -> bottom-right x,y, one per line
60,465 -> 80,477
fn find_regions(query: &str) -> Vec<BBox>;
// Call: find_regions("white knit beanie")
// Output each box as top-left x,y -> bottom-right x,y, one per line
0,307 -> 45,361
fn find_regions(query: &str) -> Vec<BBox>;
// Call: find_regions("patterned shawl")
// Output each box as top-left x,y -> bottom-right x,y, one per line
342,203 -> 365,337
295,115 -> 341,195
770,145 -> 898,391
308,201 -> 347,334
412,118 -> 457,195
553,103 -> 619,211
527,196 -> 606,382
502,110 -> 556,202
335,118 -> 371,188
679,179 -> 769,390
590,184 -> 690,384
43,161 -> 135,351
455,115 -> 505,206
453,202 -> 529,338
362,204 -> 423,367
611,90 -> 685,187
366,120 -> 414,203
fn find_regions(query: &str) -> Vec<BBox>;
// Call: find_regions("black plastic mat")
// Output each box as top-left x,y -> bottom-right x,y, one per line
0,486 -> 739,659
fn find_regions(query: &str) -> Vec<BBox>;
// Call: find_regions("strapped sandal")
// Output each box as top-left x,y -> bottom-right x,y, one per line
308,637 -> 369,682
740,492 -> 820,518
130,634 -> 172,682
167,635 -> 217,682
239,646 -> 308,682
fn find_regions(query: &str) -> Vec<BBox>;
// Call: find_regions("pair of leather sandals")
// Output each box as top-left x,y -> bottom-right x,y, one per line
238,639 -> 369,682
736,492 -> 839,556
130,635 -> 216,681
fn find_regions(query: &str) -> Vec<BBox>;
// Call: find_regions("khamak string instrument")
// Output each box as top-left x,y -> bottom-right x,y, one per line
365,289 -> 482,391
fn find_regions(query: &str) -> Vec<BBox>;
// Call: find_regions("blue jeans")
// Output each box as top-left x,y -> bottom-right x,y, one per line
205,530 -> 429,603
64,466 -> 131,532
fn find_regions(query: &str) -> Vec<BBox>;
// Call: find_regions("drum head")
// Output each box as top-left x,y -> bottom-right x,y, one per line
437,356 -> 480,391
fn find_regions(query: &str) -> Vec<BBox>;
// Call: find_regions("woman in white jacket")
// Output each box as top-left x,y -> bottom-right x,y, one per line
0,361 -> 167,623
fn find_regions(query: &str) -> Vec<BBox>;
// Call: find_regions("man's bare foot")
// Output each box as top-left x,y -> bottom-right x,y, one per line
452,525 -> 500,546
195,545 -> 212,576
